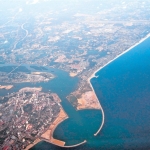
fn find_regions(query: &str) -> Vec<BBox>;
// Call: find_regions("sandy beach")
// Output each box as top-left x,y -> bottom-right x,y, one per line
69,72 -> 77,77
87,33 -> 150,136
41,107 -> 68,147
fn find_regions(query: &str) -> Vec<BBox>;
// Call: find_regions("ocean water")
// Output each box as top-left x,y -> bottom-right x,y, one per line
31,37 -> 150,150
1,37 -> 150,149
89,37 -> 150,149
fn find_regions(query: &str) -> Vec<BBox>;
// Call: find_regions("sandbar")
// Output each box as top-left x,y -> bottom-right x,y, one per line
0,85 -> 13,90
69,72 -> 77,77
19,87 -> 42,92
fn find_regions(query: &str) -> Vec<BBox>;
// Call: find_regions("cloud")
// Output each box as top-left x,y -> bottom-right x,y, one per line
26,0 -> 39,5
19,8 -> 22,12
31,0 -> 39,4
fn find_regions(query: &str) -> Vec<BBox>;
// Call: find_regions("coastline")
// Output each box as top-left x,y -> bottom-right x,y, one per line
26,107 -> 69,149
41,107 -> 68,147
25,104 -> 87,149
3,33 -> 150,149
87,78 -> 105,136
41,107 -> 87,148
88,33 -> 150,136
88,33 -> 150,81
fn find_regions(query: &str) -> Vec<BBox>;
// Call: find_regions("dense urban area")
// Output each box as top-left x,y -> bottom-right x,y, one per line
0,87 -> 64,149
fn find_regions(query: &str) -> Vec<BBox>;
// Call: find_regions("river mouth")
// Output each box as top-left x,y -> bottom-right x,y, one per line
0,64 -> 102,147
2,35 -> 150,150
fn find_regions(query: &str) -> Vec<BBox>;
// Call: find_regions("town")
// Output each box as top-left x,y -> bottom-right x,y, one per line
0,72 -> 54,83
0,87 -> 65,149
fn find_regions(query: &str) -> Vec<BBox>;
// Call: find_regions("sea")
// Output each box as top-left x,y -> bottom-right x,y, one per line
1,36 -> 150,150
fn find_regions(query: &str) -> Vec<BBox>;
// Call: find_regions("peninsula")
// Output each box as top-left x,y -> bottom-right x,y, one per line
0,87 -> 68,149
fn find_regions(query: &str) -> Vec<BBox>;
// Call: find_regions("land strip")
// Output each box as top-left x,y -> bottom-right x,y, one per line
0,85 -> 13,90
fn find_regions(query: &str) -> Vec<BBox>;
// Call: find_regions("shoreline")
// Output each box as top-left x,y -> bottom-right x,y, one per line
41,107 -> 68,147
88,33 -> 150,81
26,107 -> 69,149
87,78 -> 105,136
88,33 -> 150,136
41,107 -> 87,148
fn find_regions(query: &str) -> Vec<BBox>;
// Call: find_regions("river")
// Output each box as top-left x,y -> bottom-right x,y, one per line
1,37 -> 150,149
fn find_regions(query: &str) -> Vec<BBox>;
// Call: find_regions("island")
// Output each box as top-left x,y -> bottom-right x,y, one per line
0,72 -> 55,83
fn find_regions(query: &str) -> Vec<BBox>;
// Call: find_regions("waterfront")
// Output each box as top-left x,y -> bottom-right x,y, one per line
0,64 -> 102,147
32,36 -> 150,149
90,36 -> 150,149
1,36 -> 150,149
